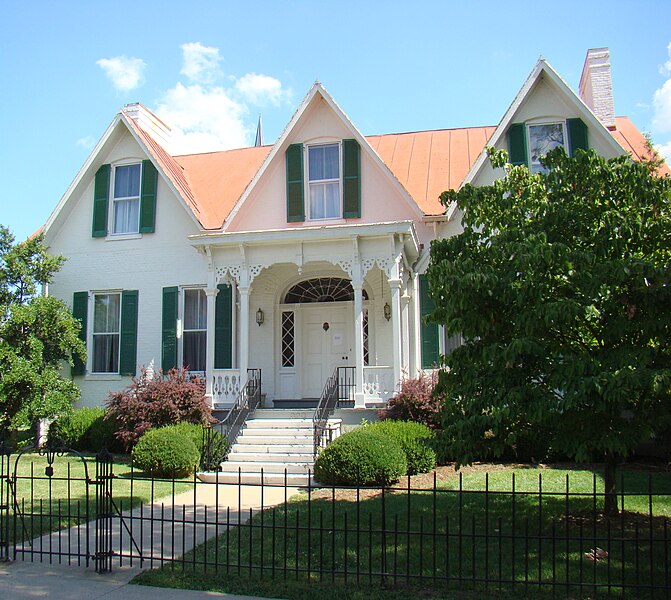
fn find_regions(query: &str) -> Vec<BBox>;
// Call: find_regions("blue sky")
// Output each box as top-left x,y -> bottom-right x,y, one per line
2,0 -> 671,242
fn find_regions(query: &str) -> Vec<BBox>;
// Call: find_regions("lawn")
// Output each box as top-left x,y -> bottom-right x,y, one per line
134,463 -> 671,600
2,451 -> 194,543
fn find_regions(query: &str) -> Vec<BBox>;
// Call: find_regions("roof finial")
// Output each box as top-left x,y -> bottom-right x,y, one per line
254,114 -> 264,147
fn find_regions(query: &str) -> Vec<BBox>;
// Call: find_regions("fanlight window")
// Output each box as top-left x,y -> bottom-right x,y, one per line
284,278 -> 368,304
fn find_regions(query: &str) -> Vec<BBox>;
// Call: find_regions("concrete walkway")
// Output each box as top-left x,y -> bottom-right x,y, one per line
2,482 -> 300,598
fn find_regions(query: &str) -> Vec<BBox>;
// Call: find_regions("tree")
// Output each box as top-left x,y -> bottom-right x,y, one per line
428,147 -> 671,515
0,226 -> 85,435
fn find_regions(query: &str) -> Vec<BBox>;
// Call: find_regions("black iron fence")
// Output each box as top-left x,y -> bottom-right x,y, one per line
1,447 -> 669,598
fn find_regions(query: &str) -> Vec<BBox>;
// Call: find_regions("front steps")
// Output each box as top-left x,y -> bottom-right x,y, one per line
200,409 -> 339,485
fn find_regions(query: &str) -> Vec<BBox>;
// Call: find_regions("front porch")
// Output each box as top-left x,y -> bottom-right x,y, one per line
210,365 -> 396,408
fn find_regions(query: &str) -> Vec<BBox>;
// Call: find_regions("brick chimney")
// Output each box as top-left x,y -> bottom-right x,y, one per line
579,48 -> 616,130
122,103 -> 173,153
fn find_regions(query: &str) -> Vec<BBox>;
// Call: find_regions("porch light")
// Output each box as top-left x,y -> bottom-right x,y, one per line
383,302 -> 391,321
256,307 -> 264,326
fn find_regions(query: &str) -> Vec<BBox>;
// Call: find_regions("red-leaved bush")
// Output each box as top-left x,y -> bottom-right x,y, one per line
378,371 -> 443,430
106,368 -> 213,450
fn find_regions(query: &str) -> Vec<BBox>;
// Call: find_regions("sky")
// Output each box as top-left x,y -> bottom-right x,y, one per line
1,0 -> 671,242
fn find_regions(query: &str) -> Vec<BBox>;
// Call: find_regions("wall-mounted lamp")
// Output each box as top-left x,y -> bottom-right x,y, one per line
383,302 -> 391,322
256,307 -> 264,326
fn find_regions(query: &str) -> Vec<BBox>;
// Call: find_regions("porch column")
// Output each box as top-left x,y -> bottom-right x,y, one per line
204,287 -> 219,402
401,288 -> 411,378
352,279 -> 365,408
389,276 -> 403,392
238,286 -> 250,385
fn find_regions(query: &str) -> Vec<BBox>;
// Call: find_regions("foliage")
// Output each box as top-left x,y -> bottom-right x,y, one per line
314,429 -> 407,486
428,147 -> 671,513
131,426 -> 201,478
0,226 -> 85,433
378,372 -> 442,430
166,422 -> 229,471
106,368 -> 212,450
363,420 -> 436,474
48,406 -> 123,453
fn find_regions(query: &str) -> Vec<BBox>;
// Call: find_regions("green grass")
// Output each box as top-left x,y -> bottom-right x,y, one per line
3,451 -> 194,543
134,464 -> 671,600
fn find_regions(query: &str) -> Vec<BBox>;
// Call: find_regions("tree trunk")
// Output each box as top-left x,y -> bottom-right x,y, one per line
603,451 -> 619,517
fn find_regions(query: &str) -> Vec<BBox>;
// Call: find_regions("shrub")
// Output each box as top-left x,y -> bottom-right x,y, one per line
363,420 -> 436,475
131,427 -> 200,478
314,429 -> 407,486
49,407 -> 107,451
106,368 -> 213,450
165,422 -> 229,471
378,372 -> 443,430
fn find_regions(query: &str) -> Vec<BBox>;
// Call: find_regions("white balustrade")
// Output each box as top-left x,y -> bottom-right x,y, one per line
211,369 -> 241,406
362,366 -> 395,402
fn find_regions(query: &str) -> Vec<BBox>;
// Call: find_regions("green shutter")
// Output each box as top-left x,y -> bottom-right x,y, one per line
342,139 -> 361,218
119,290 -> 139,376
92,164 -> 110,237
139,159 -> 158,233
162,286 -> 178,372
72,292 -> 88,376
508,123 -> 528,166
567,118 -> 589,156
419,274 -> 440,369
214,284 -> 233,369
286,143 -> 305,222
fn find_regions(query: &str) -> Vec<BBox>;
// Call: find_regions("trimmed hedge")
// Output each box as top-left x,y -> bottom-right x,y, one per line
167,422 -> 229,471
314,430 -> 407,486
131,427 -> 200,478
49,407 -> 122,453
363,420 -> 436,475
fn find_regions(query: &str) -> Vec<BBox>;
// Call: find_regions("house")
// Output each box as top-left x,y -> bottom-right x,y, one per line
42,48 -> 657,417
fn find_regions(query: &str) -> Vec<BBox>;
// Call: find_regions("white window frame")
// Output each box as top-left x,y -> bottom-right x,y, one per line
109,160 -> 142,236
526,120 -> 567,174
306,142 -> 342,221
178,287 -> 207,374
90,291 -> 122,375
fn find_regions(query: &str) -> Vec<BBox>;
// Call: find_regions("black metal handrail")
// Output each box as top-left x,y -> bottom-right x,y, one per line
215,368 -> 261,458
313,366 -> 352,457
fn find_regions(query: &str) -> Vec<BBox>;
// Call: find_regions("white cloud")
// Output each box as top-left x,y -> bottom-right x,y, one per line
652,78 -> 671,134
655,140 -> 671,163
180,42 -> 222,84
659,42 -> 671,76
96,56 -> 146,92
154,83 -> 250,154
76,136 -> 96,150
235,73 -> 291,106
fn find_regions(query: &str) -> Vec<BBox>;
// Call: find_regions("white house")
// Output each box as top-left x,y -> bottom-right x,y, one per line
42,48 -> 657,416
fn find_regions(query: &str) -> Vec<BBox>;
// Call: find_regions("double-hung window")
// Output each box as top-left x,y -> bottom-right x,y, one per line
92,293 -> 121,373
527,122 -> 566,174
182,288 -> 207,372
112,163 -> 141,234
308,144 -> 340,219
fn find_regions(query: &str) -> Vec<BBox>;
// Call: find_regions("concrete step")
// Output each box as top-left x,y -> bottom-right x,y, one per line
243,418 -> 313,429
254,408 -> 314,419
273,398 -> 319,409
222,461 -> 314,474
227,452 -> 313,463
198,471 -> 313,486
230,443 -> 313,453
238,427 -> 313,437
236,435 -> 313,445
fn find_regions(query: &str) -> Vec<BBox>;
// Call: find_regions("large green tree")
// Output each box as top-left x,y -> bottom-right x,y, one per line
428,147 -> 671,515
0,226 -> 85,435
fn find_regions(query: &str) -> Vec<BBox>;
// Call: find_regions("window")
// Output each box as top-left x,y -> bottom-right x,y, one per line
92,293 -> 121,373
112,163 -> 141,234
308,144 -> 340,219
527,122 -> 566,174
182,288 -> 207,372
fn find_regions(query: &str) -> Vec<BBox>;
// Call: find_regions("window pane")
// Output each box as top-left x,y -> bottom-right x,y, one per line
183,331 -> 206,371
93,294 -> 120,333
528,123 -> 565,166
113,198 -> 140,234
310,182 -> 340,219
184,289 -> 207,329
114,164 -> 141,198
93,334 -> 119,373
308,144 -> 339,181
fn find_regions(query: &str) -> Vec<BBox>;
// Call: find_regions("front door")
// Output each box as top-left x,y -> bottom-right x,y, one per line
302,304 -> 351,398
